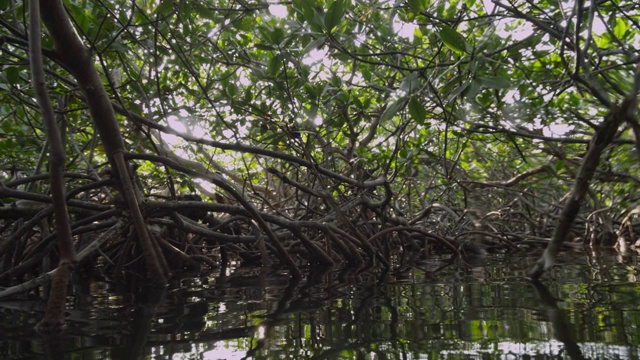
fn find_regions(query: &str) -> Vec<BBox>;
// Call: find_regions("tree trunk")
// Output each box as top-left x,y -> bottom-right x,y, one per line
38,0 -> 167,285
28,0 -> 76,331
530,94 -> 639,279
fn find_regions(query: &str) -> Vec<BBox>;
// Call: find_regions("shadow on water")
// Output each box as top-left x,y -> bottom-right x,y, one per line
1,251 -> 640,359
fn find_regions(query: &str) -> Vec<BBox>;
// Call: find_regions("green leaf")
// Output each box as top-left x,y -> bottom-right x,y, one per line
613,18 -> 630,39
192,3 -> 217,20
478,76 -> 510,90
67,2 -> 94,33
5,67 -> 20,85
224,82 -> 238,97
445,78 -> 470,103
0,0 -> 12,10
399,72 -> 422,95
301,37 -> 327,56
255,43 -> 276,51
464,78 -> 483,100
155,0 -> 175,16
439,26 -> 470,54
554,160 -> 565,172
243,89 -> 253,103
324,0 -> 345,32
271,28 -> 285,45
303,83 -> 317,99
408,98 -> 427,124
293,0 -> 320,25
440,75 -> 465,96
407,0 -> 428,12
267,55 -> 282,76
380,97 -> 408,123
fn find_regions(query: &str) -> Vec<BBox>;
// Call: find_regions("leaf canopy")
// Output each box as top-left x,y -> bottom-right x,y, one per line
0,0 -> 639,273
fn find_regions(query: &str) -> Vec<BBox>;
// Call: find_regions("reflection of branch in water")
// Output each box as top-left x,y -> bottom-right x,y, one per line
42,332 -> 65,360
111,286 -> 166,360
243,275 -> 301,359
530,280 -> 585,360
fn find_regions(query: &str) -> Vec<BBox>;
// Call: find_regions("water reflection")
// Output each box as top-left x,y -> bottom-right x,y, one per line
0,252 -> 639,359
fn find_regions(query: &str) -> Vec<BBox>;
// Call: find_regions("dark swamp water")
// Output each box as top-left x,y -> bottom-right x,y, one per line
1,251 -> 640,359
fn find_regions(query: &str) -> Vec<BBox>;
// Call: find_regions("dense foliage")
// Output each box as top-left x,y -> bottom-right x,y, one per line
0,0 -> 639,302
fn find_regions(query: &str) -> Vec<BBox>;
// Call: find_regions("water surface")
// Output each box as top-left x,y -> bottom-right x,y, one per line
1,251 -> 639,359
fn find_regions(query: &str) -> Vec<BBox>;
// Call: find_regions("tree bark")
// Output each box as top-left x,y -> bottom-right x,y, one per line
29,0 -> 76,331
530,88 -> 639,279
38,0 -> 167,285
